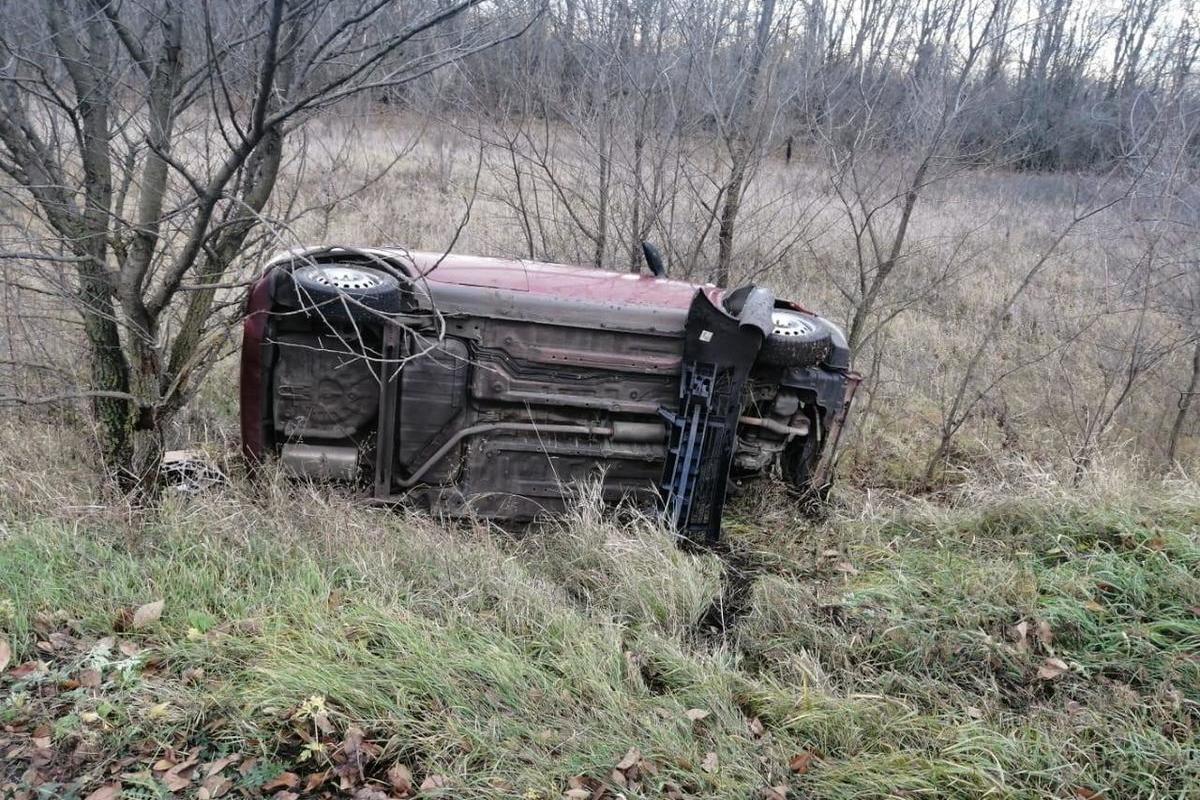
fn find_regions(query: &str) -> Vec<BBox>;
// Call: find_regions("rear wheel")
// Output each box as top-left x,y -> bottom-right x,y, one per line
288,263 -> 403,317
758,309 -> 833,368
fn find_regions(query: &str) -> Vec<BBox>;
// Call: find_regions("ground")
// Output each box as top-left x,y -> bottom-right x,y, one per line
0,424 -> 1196,799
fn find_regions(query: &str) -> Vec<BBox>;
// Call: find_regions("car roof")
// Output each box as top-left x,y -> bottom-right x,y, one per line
399,250 -> 707,310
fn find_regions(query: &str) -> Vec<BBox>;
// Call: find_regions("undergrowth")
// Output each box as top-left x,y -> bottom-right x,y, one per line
0,423 -> 1197,799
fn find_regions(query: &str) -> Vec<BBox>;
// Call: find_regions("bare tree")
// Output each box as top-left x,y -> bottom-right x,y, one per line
0,0 -> 535,480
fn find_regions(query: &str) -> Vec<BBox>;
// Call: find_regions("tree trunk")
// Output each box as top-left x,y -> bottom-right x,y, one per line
1166,337 -> 1200,465
714,0 -> 775,286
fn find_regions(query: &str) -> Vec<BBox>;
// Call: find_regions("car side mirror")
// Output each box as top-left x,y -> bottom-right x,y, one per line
641,241 -> 666,278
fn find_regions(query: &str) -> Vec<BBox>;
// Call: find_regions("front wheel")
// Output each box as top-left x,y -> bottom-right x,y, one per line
758,309 -> 834,368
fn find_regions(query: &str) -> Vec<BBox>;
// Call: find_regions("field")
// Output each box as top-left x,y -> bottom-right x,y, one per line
1,415 -> 1199,799
2,111 -> 1199,800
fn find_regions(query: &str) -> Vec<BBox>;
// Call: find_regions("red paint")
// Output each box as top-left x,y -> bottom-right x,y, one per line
407,251 -> 710,310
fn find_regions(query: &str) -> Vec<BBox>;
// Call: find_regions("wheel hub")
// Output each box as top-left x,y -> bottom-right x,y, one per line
298,265 -> 382,291
771,310 -> 816,337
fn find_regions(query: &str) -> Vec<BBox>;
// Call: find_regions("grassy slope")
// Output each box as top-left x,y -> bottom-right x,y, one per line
0,435 -> 1198,798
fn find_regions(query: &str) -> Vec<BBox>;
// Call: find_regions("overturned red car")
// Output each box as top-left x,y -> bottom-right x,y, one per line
241,246 -> 858,541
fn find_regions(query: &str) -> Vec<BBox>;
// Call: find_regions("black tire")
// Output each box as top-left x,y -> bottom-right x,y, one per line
758,309 -> 833,367
286,263 -> 403,318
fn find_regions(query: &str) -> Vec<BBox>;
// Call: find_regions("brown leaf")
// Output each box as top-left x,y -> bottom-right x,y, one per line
1011,620 -> 1030,649
563,791 -> 591,799
261,771 -> 300,791
684,708 -> 710,722
78,668 -> 102,688
700,752 -> 718,774
419,774 -> 449,790
303,771 -> 330,793
10,660 -> 42,679
162,771 -> 192,792
132,600 -> 165,629
199,774 -> 233,799
0,637 -> 10,673
84,786 -> 122,800
201,758 -> 238,777
1037,657 -> 1069,680
1036,619 -> 1054,648
965,706 -> 984,719
1072,788 -> 1101,799
664,782 -> 686,800
789,751 -> 817,774
615,746 -> 641,771
271,793 -> 299,800
313,710 -> 335,735
387,763 -> 413,796
351,788 -> 389,800
748,717 -> 765,737
760,786 -> 788,800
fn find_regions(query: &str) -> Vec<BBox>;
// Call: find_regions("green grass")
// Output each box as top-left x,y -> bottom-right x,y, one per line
0,437 -> 1198,798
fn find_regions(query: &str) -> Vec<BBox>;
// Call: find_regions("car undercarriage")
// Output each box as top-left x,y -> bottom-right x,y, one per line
241,247 -> 858,541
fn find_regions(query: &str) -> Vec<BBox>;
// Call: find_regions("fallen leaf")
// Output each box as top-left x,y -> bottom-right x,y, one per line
563,791 -> 591,799
834,561 -> 858,575
700,752 -> 718,773
313,710 -> 335,735
0,638 -> 10,672
748,717 -> 765,737
965,706 -> 984,719
162,771 -> 192,792
1187,606 -> 1200,618
760,786 -> 788,800
1037,657 -> 1069,680
261,771 -> 300,791
664,782 -> 686,799
79,668 -> 102,688
351,788 -> 389,800
84,786 -> 122,800
1011,620 -> 1030,649
10,660 -> 43,679
387,763 -> 413,796
133,600 -> 165,629
419,774 -> 449,790
198,775 -> 233,799
684,708 -> 710,722
1036,619 -> 1054,648
271,793 -> 298,800
1072,788 -> 1100,799
202,754 -> 239,777
789,751 -> 817,774
615,746 -> 641,771
1084,600 -> 1104,613
303,771 -> 330,793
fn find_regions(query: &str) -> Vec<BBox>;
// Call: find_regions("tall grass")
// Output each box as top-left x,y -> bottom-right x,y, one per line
1,423 -> 1196,798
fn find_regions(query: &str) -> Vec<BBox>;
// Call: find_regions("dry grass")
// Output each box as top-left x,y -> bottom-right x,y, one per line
1,111 -> 1198,798
1,423 -> 1197,799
